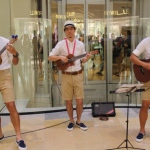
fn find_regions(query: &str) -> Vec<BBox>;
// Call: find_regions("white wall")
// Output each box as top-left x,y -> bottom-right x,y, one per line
0,0 -> 11,37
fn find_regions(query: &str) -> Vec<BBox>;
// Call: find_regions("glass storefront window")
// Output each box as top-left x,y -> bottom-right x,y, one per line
0,0 -> 146,114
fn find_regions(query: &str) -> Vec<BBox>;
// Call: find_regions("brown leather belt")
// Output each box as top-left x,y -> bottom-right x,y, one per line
62,69 -> 82,75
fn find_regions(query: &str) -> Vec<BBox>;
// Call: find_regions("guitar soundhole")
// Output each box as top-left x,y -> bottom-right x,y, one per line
61,62 -> 65,66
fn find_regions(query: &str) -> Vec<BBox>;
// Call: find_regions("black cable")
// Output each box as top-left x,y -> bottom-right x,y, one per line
3,99 -> 96,139
99,102 -> 109,121
0,105 -> 6,113
52,70 -> 62,95
4,119 -> 70,139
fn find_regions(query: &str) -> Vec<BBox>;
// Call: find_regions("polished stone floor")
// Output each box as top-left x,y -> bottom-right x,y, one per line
0,108 -> 150,150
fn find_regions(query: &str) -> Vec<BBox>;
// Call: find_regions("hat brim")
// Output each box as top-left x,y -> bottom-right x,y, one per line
64,24 -> 75,28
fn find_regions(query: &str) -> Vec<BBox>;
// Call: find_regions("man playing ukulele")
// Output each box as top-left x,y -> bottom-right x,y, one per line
48,20 -> 91,131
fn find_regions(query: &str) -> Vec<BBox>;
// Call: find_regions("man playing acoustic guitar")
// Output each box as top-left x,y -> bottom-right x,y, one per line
130,37 -> 150,142
48,20 -> 92,131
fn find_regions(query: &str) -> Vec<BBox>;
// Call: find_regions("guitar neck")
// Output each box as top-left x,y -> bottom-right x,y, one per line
69,53 -> 86,62
0,35 -> 18,56
0,46 -> 7,55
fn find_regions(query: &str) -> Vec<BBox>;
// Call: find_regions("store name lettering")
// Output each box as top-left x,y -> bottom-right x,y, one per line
30,10 -> 42,16
56,15 -> 83,22
104,9 -> 129,16
56,12 -> 75,19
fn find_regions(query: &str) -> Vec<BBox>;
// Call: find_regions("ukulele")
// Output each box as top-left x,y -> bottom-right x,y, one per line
0,35 -> 18,65
55,50 -> 98,71
133,59 -> 150,82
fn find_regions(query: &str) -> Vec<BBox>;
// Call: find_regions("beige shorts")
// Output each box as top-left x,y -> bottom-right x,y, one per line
142,80 -> 150,100
0,69 -> 15,103
61,73 -> 84,100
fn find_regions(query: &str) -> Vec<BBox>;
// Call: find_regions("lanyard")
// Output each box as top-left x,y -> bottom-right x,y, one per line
65,39 -> 76,55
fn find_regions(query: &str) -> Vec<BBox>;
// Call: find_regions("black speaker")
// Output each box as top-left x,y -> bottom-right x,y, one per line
91,102 -> 116,117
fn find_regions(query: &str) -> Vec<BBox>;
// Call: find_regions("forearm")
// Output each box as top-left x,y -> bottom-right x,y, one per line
130,53 -> 147,68
82,56 -> 90,63
48,55 -> 62,62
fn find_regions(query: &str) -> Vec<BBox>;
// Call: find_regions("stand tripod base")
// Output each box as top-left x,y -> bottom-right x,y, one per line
105,139 -> 145,150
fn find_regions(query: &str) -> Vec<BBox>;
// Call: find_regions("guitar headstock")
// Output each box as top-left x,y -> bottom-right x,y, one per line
90,50 -> 99,55
9,35 -> 18,44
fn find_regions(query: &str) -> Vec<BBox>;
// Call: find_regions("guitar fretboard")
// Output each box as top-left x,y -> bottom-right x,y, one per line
0,35 -> 18,56
0,46 -> 7,55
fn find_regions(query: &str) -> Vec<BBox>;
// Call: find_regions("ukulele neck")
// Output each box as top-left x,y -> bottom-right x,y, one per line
69,53 -> 86,62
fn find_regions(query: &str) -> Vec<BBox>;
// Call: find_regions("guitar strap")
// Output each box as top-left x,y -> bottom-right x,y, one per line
65,39 -> 76,55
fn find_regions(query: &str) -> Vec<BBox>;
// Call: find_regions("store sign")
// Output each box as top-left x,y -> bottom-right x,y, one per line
104,9 -> 129,16
55,11 -> 83,22
67,12 -> 75,17
56,11 -> 75,19
56,14 -> 66,19
56,15 -> 83,22
30,10 -> 42,16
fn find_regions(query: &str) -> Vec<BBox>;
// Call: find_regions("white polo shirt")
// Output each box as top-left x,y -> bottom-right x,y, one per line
0,36 -> 13,70
132,37 -> 150,59
49,39 -> 86,72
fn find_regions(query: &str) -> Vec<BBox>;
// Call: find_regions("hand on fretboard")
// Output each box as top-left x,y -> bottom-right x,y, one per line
0,35 -> 18,65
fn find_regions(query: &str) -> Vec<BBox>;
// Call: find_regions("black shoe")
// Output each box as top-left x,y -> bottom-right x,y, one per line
136,132 -> 146,142
115,73 -> 120,77
67,122 -> 74,131
16,140 -> 27,150
97,72 -> 103,76
114,72 -> 119,75
76,122 -> 88,131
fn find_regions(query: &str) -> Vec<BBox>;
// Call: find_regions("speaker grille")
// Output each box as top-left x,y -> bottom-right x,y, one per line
91,102 -> 116,117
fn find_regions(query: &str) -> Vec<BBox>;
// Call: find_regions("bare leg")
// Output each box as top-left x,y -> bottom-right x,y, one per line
39,59 -> 42,72
66,100 -> 74,123
76,99 -> 83,123
139,100 -> 150,133
115,52 -> 124,75
5,102 -> 22,141
116,55 -> 121,72
0,117 -> 3,137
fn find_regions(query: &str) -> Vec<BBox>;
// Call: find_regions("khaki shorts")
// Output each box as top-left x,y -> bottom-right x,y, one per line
61,73 -> 84,100
0,69 -> 15,103
142,80 -> 150,100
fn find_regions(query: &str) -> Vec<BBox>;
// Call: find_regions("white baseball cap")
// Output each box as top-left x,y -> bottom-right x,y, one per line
64,20 -> 75,29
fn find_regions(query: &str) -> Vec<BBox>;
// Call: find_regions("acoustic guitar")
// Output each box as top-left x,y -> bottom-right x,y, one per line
133,59 -> 150,82
55,50 -> 98,71
0,35 -> 18,64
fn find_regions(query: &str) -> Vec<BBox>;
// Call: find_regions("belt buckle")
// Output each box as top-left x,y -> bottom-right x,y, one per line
63,71 -> 66,74
75,71 -> 78,75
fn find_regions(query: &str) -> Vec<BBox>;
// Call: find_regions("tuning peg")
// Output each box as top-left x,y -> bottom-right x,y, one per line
15,35 -> 18,39
11,35 -> 18,39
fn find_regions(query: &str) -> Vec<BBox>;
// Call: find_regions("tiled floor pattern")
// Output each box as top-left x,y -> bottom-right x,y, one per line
0,108 -> 150,150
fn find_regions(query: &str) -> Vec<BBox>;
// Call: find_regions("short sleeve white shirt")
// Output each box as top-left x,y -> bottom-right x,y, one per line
0,36 -> 13,70
132,37 -> 150,59
49,39 -> 86,72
